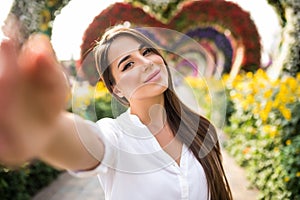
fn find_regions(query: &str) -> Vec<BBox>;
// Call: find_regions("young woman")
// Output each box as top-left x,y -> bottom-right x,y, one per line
0,23 -> 232,199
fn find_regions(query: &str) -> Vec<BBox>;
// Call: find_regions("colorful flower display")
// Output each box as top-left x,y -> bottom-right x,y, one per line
79,0 -> 261,82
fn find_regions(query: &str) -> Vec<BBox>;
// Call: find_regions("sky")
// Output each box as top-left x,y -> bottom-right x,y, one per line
1,0 -> 281,61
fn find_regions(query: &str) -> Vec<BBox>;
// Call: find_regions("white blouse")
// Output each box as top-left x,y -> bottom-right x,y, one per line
69,109 -> 209,200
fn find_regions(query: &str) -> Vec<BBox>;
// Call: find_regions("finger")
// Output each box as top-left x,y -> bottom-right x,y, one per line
0,39 -> 19,119
18,34 -> 68,121
19,34 -> 57,73
0,38 -> 19,79
20,33 -> 68,101
18,34 -> 63,87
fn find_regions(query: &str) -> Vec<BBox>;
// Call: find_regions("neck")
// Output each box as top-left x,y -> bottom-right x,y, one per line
130,94 -> 167,132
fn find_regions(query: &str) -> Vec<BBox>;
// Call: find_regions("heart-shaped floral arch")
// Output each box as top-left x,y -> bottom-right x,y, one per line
79,0 -> 261,84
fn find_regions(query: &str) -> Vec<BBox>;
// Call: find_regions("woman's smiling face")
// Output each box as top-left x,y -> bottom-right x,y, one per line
107,35 -> 169,103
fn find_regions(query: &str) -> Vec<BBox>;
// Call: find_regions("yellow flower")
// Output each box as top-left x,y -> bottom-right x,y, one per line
241,101 -> 249,110
259,110 -> 269,122
296,172 -> 300,177
271,79 -> 280,87
296,73 -> 300,81
262,125 -> 271,133
285,77 -> 297,92
246,95 -> 255,104
284,176 -> 290,182
254,69 -> 270,86
222,74 -> 230,83
229,91 -> 243,100
246,72 -> 253,79
264,101 -> 273,112
255,69 -> 266,77
279,106 -> 291,120
279,84 -> 288,95
185,77 -> 205,89
263,89 -> 273,99
252,104 -> 260,115
272,99 -> 279,108
231,77 -> 244,89
286,139 -> 292,146
95,81 -> 109,99
235,82 -> 247,91
263,125 -> 278,138
259,101 -> 272,122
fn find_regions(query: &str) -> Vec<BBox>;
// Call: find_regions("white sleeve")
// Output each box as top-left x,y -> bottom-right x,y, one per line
68,118 -> 119,178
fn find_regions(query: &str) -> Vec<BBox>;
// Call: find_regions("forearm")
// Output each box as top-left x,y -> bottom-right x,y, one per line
38,111 -> 104,171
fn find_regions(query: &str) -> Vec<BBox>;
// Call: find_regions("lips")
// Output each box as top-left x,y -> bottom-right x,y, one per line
144,69 -> 161,83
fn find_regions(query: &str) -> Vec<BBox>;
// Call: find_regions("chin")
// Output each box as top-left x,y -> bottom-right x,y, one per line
130,84 -> 168,100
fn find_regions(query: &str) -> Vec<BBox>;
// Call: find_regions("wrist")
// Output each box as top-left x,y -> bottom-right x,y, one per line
38,112 -> 103,171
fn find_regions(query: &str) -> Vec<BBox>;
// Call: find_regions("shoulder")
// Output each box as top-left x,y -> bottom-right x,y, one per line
96,110 -> 127,126
95,110 -> 128,134
95,117 -> 120,135
96,117 -> 117,126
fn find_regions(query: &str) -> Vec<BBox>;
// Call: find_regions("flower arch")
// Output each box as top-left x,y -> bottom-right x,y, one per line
79,0 -> 261,84
169,0 -> 261,72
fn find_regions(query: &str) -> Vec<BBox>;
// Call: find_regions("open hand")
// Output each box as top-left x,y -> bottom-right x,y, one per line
0,33 -> 68,167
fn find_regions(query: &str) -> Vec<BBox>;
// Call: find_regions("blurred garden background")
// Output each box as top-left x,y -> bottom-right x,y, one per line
0,0 -> 299,199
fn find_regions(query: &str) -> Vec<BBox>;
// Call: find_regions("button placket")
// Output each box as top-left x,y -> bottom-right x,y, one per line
178,145 -> 189,199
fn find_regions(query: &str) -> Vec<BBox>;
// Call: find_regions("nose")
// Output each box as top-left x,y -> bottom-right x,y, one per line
144,61 -> 153,71
139,57 -> 153,71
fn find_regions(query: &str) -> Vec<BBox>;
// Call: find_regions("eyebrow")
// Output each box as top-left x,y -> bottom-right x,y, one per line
117,43 -> 147,68
117,55 -> 130,68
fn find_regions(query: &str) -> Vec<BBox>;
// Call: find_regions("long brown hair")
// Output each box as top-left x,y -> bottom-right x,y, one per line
93,25 -> 232,200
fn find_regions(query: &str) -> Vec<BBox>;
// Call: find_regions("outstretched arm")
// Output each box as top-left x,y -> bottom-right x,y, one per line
0,27 -> 104,171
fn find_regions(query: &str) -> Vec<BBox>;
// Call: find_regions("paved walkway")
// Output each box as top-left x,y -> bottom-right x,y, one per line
33,131 -> 259,200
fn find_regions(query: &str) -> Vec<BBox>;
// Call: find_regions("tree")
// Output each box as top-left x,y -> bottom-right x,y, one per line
7,0 -> 72,39
267,0 -> 300,77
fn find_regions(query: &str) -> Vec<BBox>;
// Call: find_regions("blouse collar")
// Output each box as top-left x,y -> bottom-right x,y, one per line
115,108 -> 152,138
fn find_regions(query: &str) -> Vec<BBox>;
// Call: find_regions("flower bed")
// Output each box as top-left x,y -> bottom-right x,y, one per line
223,70 -> 300,199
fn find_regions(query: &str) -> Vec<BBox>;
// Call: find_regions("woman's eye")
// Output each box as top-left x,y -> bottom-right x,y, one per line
143,48 -> 152,56
122,62 -> 134,71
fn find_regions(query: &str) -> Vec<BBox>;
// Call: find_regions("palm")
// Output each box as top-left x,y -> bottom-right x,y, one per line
0,34 -> 68,166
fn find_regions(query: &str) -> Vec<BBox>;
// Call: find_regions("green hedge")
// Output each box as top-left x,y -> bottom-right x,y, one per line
224,70 -> 300,199
0,162 -> 61,200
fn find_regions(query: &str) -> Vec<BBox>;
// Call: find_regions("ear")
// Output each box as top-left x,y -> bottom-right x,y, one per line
112,85 -> 124,98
